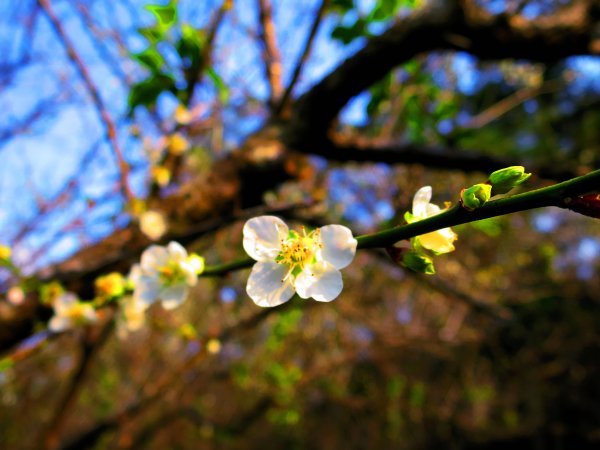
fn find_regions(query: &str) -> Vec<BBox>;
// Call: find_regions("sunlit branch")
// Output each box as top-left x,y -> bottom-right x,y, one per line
460,79 -> 562,130
257,0 -> 283,107
200,169 -> 600,277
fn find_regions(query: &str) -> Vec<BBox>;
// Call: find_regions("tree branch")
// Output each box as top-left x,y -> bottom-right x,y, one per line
202,168 -> 600,276
286,0 -> 598,146
257,0 -> 283,107
299,137 -> 582,181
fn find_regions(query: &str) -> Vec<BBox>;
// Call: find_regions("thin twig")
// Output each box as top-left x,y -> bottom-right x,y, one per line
461,79 -> 562,130
275,0 -> 329,116
37,0 -> 133,202
185,0 -> 230,105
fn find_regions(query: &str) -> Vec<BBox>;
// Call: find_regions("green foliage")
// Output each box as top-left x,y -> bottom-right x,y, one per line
369,0 -> 403,21
331,0 -> 421,45
266,308 -> 303,351
176,24 -> 205,73
137,25 -> 164,44
330,0 -> 354,14
127,1 -> 230,112
266,362 -> 303,405
402,250 -> 435,274
131,47 -> 165,73
206,68 -> 229,104
408,381 -> 426,407
145,1 -> 178,29
331,18 -> 368,45
386,375 -> 406,399
128,73 -> 177,113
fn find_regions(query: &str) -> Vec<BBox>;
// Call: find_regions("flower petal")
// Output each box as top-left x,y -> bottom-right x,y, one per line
418,229 -> 456,254
425,202 -> 441,217
412,186 -> 432,218
134,276 -> 161,305
243,216 -> 287,262
319,225 -> 357,269
295,261 -> 343,302
141,245 -> 169,272
160,283 -> 189,310
167,241 -> 187,261
128,264 -> 143,285
246,261 -> 295,307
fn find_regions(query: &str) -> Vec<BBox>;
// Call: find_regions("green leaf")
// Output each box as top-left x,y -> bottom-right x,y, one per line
330,0 -> 354,13
367,73 -> 392,116
402,251 -> 435,275
370,0 -> 401,21
131,47 -> 165,73
137,26 -> 164,44
146,1 -> 177,28
403,211 -> 416,224
331,18 -> 367,44
206,68 -> 229,104
176,25 -> 204,72
127,73 -> 177,114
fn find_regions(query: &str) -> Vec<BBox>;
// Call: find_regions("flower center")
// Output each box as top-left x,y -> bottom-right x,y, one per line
157,262 -> 186,286
276,227 -> 322,282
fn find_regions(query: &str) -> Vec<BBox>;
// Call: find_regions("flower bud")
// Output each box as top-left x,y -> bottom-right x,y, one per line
95,272 -> 126,300
0,245 -> 11,262
461,183 -> 492,211
187,253 -> 205,275
402,251 -> 435,275
488,166 -> 531,195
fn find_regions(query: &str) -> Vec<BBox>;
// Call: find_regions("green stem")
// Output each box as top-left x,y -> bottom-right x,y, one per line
200,169 -> 600,277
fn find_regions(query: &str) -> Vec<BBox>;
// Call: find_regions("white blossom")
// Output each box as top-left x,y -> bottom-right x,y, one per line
406,186 -> 457,254
243,216 -> 357,307
48,292 -> 98,332
132,242 -> 203,309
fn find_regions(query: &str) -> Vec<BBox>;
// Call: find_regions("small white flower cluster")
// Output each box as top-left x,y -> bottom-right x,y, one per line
46,193 -> 456,331
117,242 -> 204,336
47,242 -> 204,335
132,241 -> 203,310
49,292 -> 98,332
